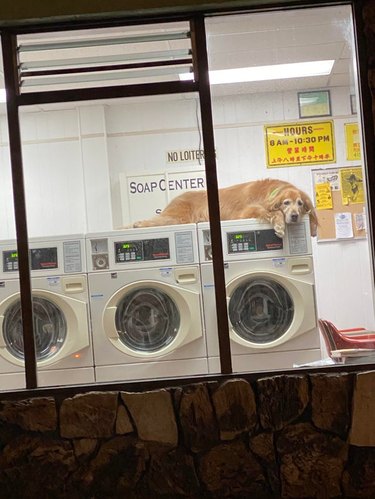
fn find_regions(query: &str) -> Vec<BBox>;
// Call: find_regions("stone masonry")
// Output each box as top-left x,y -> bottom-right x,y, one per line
0,373 -> 374,498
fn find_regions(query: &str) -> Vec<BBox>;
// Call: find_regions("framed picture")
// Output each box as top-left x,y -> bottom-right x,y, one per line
298,90 -> 331,118
350,94 -> 357,115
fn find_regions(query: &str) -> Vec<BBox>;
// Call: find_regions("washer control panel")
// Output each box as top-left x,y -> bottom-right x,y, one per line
87,227 -> 197,271
0,238 -> 83,276
227,229 -> 283,254
115,238 -> 170,263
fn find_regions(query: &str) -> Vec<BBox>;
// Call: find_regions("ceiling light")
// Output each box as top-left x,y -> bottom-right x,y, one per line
179,60 -> 335,84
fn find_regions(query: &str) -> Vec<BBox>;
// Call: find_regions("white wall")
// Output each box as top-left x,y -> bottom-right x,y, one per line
105,95 -> 203,229
208,88 -> 375,329
78,105 -> 113,233
0,105 -> 113,240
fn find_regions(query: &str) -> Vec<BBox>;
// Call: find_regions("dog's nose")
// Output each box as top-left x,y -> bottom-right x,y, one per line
291,213 -> 299,222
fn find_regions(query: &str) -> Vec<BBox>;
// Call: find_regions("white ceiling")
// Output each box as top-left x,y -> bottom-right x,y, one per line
205,4 -> 354,96
0,4 -> 355,111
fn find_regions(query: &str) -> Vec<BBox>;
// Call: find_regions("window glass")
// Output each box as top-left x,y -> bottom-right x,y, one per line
88,93 -> 208,383
17,22 -> 192,93
1,6 -> 374,391
205,5 -> 375,373
0,24 -> 206,391
0,40 -> 25,390
2,19 -> 208,388
16,90 -> 207,386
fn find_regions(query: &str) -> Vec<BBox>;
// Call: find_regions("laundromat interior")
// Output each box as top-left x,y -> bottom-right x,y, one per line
0,2 -> 374,390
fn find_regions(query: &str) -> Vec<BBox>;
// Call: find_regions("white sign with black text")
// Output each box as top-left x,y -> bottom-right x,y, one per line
120,169 -> 206,226
166,149 -> 205,165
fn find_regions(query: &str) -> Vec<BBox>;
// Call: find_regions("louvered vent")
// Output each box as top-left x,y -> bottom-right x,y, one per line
17,21 -> 193,93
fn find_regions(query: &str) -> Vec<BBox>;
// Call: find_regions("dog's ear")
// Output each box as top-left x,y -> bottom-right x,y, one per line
301,191 -> 319,237
270,192 -> 284,211
266,186 -> 284,211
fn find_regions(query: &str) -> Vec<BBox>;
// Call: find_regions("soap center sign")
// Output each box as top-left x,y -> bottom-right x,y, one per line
120,169 -> 206,226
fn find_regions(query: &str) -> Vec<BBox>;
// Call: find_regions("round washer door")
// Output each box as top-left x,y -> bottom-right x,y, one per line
0,289 -> 90,367
3,296 -> 67,361
227,271 -> 310,349
103,280 -> 202,358
116,287 -> 180,352
229,277 -> 293,344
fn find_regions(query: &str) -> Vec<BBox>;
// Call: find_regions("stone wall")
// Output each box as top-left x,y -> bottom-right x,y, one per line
0,372 -> 374,498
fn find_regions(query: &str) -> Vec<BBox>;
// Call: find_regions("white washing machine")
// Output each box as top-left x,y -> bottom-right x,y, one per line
198,217 -> 321,373
0,235 -> 94,390
86,224 -> 207,382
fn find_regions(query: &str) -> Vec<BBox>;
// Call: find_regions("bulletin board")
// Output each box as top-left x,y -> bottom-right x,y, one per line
312,166 -> 366,242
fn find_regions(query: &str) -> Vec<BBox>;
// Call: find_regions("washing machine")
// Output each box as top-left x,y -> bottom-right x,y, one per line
198,216 -> 321,373
86,224 -> 207,382
0,235 -> 94,390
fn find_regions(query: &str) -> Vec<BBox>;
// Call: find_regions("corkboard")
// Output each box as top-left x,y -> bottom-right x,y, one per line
312,167 -> 366,242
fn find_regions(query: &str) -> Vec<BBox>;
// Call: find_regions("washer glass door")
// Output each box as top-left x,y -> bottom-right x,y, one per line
115,287 -> 180,352
2,296 -> 67,360
229,277 -> 294,343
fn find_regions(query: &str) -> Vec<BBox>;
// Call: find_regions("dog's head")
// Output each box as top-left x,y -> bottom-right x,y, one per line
271,187 -> 318,236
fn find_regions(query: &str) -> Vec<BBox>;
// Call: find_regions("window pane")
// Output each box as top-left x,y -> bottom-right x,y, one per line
17,91 -> 207,386
0,39 -> 25,391
17,21 -> 192,93
205,5 -> 375,373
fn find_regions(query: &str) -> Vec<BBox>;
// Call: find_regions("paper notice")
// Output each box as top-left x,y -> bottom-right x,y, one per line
315,182 -> 333,210
339,167 -> 364,204
354,212 -> 366,232
335,212 -> 353,238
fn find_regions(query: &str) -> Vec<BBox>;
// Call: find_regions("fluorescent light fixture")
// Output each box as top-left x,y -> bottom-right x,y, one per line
179,60 -> 334,84
0,89 -> 6,103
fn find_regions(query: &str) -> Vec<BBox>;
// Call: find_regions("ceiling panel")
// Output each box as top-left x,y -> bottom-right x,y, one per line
0,4 -> 356,107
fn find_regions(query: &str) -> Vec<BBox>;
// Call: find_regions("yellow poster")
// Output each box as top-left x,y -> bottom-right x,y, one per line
265,121 -> 335,168
315,182 -> 333,210
339,167 -> 364,204
345,123 -> 361,161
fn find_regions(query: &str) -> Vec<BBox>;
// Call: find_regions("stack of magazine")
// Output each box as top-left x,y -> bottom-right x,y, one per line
330,348 -> 375,364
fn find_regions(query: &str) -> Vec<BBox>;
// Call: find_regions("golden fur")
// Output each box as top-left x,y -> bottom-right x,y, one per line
132,178 -> 318,238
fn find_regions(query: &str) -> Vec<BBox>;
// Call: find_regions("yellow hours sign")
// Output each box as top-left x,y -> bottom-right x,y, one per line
265,121 -> 335,168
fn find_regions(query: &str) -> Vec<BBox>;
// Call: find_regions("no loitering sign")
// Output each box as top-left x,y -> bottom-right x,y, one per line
166,149 -> 205,164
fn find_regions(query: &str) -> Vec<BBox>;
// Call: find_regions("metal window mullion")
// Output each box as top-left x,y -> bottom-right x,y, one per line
1,32 -> 37,389
353,1 -> 375,272
16,80 -> 199,106
190,16 -> 232,375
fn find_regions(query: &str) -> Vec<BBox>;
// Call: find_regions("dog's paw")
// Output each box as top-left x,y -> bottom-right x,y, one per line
274,225 -> 285,238
271,213 -> 285,238
132,220 -> 154,228
273,219 -> 285,238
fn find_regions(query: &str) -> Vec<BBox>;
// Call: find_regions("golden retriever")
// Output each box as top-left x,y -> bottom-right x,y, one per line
132,178 -> 318,238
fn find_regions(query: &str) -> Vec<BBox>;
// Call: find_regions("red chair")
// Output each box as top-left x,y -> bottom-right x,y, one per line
318,319 -> 375,360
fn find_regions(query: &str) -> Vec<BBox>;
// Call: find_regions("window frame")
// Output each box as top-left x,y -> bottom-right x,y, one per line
0,0 -> 374,395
